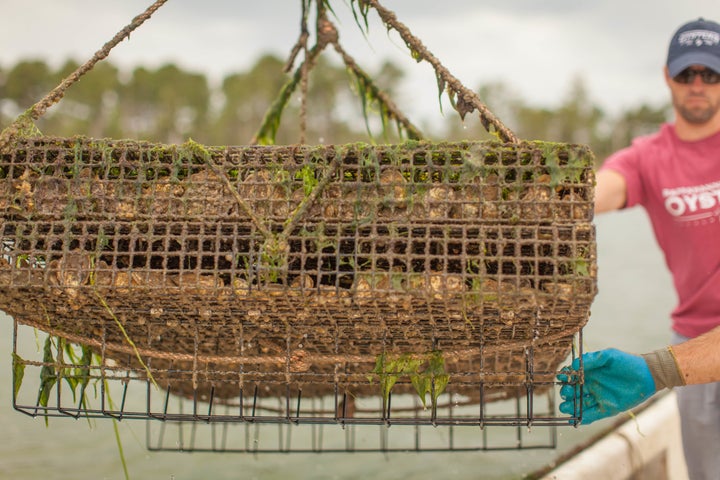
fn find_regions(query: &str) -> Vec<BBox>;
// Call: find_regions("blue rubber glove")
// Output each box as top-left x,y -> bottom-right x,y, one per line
557,349 -> 657,424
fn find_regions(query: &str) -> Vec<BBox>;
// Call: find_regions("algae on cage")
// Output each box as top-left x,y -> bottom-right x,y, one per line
370,350 -> 450,408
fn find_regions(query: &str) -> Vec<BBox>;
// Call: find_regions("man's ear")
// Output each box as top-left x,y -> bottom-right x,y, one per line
663,66 -> 672,86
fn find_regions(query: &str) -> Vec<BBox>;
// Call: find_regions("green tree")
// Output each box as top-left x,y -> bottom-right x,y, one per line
604,103 -> 671,159
212,54 -> 288,145
299,55 -> 360,144
3,60 -> 57,114
40,60 -> 122,138
554,77 -> 605,146
213,54 -> 377,145
511,76 -> 605,145
0,56 -> 670,159
118,64 -> 210,143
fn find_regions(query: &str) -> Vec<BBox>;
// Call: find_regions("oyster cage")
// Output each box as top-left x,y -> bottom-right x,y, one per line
2,137 -> 594,439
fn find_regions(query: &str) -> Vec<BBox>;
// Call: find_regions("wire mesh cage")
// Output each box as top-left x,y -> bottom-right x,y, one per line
2,137 -> 594,445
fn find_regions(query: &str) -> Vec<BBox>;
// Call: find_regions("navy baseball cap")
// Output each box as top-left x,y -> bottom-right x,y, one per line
667,18 -> 720,77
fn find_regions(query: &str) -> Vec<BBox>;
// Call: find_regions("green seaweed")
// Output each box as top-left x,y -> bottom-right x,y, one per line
370,350 -> 450,409
37,336 -> 57,426
12,353 -> 25,400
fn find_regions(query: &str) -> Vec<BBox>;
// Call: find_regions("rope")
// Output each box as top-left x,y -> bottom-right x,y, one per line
250,45 -> 325,145
330,40 -> 423,140
253,2 -> 427,145
363,0 -> 519,144
0,0 -> 169,152
18,316 -> 580,367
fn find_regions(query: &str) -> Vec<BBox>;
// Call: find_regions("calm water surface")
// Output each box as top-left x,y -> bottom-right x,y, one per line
0,208 -> 676,479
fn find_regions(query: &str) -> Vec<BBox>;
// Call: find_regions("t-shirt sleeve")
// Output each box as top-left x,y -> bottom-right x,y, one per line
599,146 -> 645,208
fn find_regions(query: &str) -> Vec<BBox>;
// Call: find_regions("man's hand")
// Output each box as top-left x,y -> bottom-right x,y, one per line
558,349 -> 657,424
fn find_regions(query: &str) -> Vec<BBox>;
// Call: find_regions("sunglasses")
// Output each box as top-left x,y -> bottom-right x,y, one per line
673,68 -> 720,85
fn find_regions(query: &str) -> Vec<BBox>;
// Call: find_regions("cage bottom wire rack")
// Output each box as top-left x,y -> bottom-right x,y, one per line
10,318 -> 583,453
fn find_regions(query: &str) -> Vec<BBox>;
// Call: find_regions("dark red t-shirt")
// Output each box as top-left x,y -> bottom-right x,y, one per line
601,123 -> 720,338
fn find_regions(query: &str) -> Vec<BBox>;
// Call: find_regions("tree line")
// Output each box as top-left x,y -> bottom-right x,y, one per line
0,55 -> 671,164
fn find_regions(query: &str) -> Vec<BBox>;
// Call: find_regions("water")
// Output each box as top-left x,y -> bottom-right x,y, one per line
0,207 -> 676,479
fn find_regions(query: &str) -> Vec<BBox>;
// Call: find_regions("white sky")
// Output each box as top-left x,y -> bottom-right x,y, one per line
1,1 -> 719,124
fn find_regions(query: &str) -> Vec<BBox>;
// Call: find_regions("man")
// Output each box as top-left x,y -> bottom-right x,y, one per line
561,17 -> 720,480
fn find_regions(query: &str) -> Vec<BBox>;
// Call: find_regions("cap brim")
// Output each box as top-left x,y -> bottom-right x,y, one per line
668,52 -> 720,77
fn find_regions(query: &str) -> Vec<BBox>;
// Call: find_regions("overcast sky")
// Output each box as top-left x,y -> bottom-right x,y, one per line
1,1 -> 719,124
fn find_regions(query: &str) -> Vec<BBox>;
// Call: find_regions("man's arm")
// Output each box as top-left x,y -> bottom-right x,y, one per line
594,169 -> 627,213
672,326 -> 720,384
